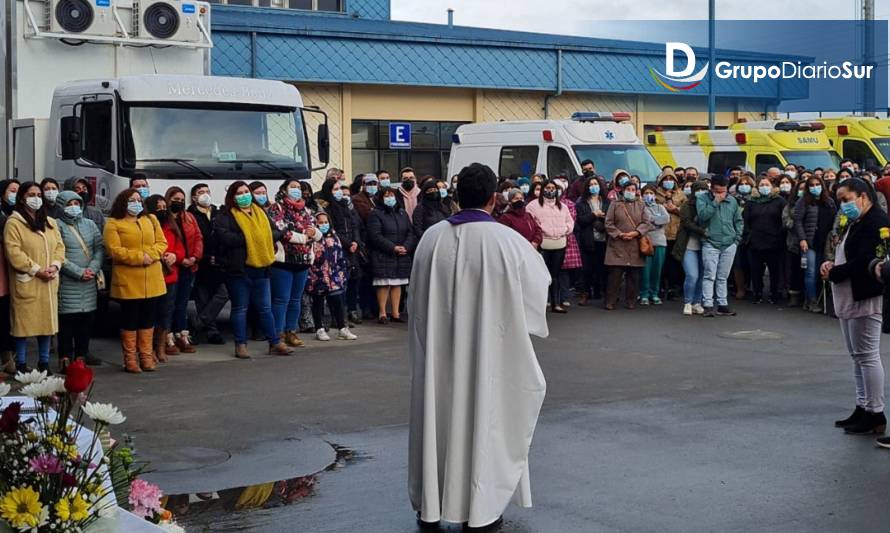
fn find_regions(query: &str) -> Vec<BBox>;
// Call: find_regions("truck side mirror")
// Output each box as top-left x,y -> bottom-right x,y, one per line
60,116 -> 82,160
317,124 -> 330,166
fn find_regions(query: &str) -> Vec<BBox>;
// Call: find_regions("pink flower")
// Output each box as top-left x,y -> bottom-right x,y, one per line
29,454 -> 63,474
129,479 -> 163,519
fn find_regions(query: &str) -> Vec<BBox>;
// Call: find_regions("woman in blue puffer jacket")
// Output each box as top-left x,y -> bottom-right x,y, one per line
55,190 -> 104,372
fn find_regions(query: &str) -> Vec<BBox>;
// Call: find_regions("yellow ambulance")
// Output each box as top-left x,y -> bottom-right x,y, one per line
646,121 -> 840,176
817,116 -> 890,169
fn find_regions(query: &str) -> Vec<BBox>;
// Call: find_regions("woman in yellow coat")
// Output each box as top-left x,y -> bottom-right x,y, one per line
104,188 -> 168,373
4,182 -> 66,374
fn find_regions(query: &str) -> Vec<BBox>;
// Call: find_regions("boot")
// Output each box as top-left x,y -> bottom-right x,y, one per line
844,411 -> 887,435
284,331 -> 304,347
234,344 -> 251,359
137,329 -> 157,372
175,331 -> 197,354
153,329 -> 168,363
578,293 -> 590,307
733,269 -> 747,300
835,406 -> 866,428
165,332 -> 180,356
788,290 -> 802,308
268,342 -> 294,356
0,351 -> 17,376
121,330 -> 141,374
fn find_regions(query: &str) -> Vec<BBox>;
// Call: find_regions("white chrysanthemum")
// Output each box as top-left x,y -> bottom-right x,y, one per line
15,369 -> 47,385
82,402 -> 126,425
21,379 -> 60,399
158,522 -> 186,533
44,376 -> 66,394
0,382 -> 10,397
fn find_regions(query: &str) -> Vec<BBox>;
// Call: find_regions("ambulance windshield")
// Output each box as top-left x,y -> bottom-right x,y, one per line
780,150 -> 840,171
573,145 -> 662,182
872,138 -> 890,162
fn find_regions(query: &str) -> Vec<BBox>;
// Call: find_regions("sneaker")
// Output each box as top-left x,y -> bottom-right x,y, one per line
692,304 -> 705,315
876,436 -> 890,449
639,298 -> 650,306
316,328 -> 331,341
561,301 -> 572,308
651,297 -> 663,305
717,305 -> 737,316
338,327 -> 357,340
683,303 -> 693,316
702,307 -> 715,318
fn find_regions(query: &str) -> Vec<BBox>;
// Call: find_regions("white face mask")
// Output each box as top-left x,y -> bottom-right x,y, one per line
25,197 -> 43,211
786,171 -> 797,179
197,193 -> 212,207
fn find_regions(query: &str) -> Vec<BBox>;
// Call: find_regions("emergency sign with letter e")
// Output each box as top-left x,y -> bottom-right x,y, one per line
389,123 -> 412,149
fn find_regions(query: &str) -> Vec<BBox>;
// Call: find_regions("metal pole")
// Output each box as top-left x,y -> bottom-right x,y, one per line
708,0 -> 716,129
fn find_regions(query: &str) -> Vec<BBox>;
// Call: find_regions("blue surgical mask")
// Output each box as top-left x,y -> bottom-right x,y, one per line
623,190 -> 636,202
127,201 -> 143,216
520,185 -> 530,194
618,176 -> 630,187
137,187 -> 150,199
758,186 -> 771,196
809,186 -> 822,196
663,181 -> 675,190
63,205 -> 82,218
319,223 -> 330,234
5,193 -> 15,206
288,187 -> 303,200
333,190 -> 344,201
589,185 -> 600,195
439,189 -> 448,198
643,194 -> 656,205
366,185 -> 378,196
253,194 -> 268,206
738,184 -> 752,195
840,200 -> 861,220
684,187 -> 693,197
380,179 -> 391,189
797,190 -> 805,198
695,190 -> 709,198
384,196 -> 397,208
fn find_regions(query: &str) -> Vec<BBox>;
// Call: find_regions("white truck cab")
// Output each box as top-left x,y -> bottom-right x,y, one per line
447,112 -> 661,182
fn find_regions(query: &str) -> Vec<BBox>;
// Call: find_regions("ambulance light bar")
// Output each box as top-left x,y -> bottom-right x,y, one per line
571,112 -> 631,123
774,121 -> 825,132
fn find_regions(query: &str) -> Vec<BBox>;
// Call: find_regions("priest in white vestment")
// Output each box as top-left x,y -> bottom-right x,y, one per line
408,163 -> 551,529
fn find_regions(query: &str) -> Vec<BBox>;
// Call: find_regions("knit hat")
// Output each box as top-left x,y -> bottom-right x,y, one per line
517,177 -> 531,188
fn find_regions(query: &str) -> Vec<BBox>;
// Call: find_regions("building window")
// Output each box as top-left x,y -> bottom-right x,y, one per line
316,0 -> 342,11
351,120 -> 468,180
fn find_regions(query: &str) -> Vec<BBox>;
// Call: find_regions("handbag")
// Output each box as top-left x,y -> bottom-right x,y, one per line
620,202 -> 655,257
541,236 -> 567,250
66,222 -> 106,290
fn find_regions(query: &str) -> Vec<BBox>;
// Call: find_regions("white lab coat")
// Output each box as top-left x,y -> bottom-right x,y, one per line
408,215 -> 550,528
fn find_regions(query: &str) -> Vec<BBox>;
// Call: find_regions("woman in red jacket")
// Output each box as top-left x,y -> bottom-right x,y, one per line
164,186 -> 204,354
144,195 -> 185,363
499,188 -> 542,248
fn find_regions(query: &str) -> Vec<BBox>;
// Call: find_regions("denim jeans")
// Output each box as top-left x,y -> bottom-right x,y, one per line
226,267 -> 279,346
156,282 -> 177,330
803,248 -> 823,301
702,242 -> 737,308
270,267 -> 310,333
172,268 -> 194,332
15,336 -> 51,365
640,246 -> 667,300
682,249 -> 704,305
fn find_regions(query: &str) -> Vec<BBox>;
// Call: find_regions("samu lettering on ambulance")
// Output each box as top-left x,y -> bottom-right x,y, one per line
714,61 -> 874,83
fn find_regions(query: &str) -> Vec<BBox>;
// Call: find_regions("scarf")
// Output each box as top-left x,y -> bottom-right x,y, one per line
232,204 -> 275,268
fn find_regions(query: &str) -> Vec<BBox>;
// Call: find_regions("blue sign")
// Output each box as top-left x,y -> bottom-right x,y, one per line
389,123 -> 411,149
182,3 -> 196,13
96,0 -> 110,6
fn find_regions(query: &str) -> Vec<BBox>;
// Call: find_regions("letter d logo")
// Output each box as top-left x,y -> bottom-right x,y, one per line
666,42 -> 696,77
650,42 -> 709,92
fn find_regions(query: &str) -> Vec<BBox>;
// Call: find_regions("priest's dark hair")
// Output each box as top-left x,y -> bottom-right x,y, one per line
456,163 -> 497,210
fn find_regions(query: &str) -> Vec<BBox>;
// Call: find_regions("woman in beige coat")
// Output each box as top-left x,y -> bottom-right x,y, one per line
604,182 -> 652,310
4,182 -> 65,373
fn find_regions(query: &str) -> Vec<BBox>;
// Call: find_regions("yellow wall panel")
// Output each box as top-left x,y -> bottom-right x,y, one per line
295,84 -> 344,186
351,86 -> 476,121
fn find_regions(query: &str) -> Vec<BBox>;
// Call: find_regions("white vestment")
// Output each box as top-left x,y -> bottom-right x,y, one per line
408,215 -> 550,528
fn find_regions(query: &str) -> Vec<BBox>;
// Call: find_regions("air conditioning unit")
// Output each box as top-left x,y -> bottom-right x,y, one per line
48,0 -> 118,36
133,0 -> 203,42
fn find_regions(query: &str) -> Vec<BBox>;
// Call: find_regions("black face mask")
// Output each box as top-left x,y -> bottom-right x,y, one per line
426,191 -> 440,201
78,191 -> 90,204
403,180 -> 415,191
543,190 -> 557,199
170,201 -> 185,214
511,200 -> 525,210
155,210 -> 169,222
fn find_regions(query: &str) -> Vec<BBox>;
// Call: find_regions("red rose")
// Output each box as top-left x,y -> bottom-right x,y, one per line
0,402 -> 21,433
64,360 -> 93,394
62,473 -> 78,487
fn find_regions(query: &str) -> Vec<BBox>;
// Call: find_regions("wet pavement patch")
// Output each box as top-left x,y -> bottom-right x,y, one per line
719,329 -> 784,341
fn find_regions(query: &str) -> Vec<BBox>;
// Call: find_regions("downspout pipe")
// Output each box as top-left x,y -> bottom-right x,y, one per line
544,49 -> 563,119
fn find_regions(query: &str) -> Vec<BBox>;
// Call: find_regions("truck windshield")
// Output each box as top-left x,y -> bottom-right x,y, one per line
780,150 -> 841,171
573,145 -> 662,182
872,138 -> 890,162
123,105 -> 310,173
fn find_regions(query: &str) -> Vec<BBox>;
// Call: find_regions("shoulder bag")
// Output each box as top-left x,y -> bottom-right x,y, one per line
620,202 -> 654,257
66,223 -> 106,290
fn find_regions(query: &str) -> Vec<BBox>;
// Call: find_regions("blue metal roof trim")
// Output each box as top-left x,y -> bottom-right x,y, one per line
344,0 -> 389,20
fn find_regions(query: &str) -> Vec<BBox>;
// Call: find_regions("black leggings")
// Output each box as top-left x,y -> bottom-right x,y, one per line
312,293 -> 345,331
580,242 -> 607,298
59,312 -> 95,359
118,297 -> 160,331
749,247 -> 783,299
540,248 -> 566,305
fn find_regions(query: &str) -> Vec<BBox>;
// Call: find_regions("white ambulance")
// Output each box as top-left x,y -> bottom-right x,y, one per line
447,112 -> 662,182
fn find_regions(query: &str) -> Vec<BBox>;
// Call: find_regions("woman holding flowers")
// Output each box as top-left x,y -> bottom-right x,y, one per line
3,182 -> 65,374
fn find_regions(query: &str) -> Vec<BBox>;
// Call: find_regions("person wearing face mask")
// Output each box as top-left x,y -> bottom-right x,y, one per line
55,191 -> 104,373
782,181 -> 807,307
249,181 -> 270,210
603,183 -> 652,310
730,172 -> 757,301
638,185 -> 670,306
267,178 -> 322,348
413,178 -> 452,237
163,186 -> 204,355
516,177 -> 532,199
575,176 -> 608,305
129,176 -> 151,201
656,170 -> 686,300
556,177 -> 582,308
673,181 -> 711,316
819,178 -> 890,437
353,174 -> 379,222
187,183 -> 227,345
398,167 -> 421,221
526,181 -> 574,313
319,179 -> 364,326
3,182 -> 64,374
104,188 -> 168,372
528,182 -> 544,203
40,178 -> 62,219
743,177 -> 786,305
0,180 -> 20,217
777,175 -> 795,199
144,194 -> 184,363
494,179 -> 517,219
368,188 -> 417,323
63,177 -> 105,234
697,175 -> 744,317
783,164 -> 798,181
608,169 -> 632,202
794,176 -> 836,313
306,212 -> 357,341
500,188 -> 543,248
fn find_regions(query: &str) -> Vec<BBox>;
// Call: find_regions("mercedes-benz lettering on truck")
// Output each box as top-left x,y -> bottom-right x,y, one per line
3,0 -> 330,211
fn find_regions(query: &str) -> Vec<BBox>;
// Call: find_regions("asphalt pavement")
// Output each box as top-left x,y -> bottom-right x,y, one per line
85,300 -> 890,532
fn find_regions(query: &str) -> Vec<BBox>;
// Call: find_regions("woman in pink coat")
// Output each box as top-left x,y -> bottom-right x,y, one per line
527,180 -> 574,313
